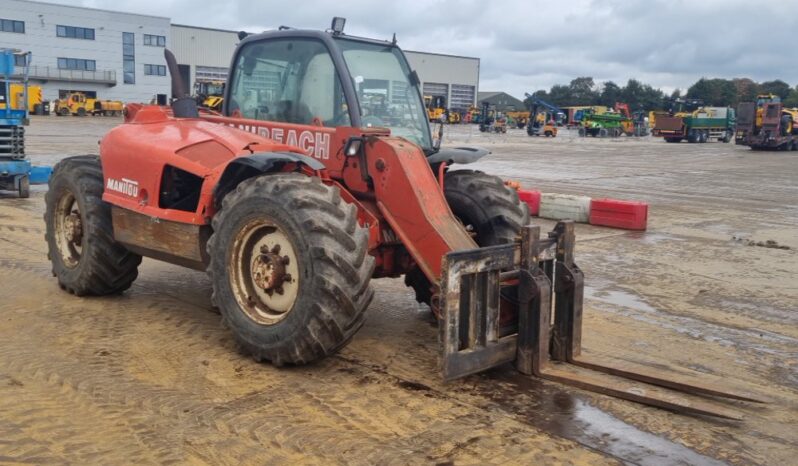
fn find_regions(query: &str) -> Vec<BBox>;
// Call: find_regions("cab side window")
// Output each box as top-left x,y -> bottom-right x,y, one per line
228,39 -> 350,127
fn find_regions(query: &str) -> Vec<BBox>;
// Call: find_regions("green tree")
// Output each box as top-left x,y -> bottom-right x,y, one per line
620,79 -> 665,111
733,78 -> 758,106
687,78 -> 736,106
784,86 -> 798,108
599,81 -> 622,107
568,77 -> 598,105
547,84 -> 573,107
758,80 -> 791,100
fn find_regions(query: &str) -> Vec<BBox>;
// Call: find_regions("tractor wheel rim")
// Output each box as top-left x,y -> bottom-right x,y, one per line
54,191 -> 83,268
230,220 -> 300,325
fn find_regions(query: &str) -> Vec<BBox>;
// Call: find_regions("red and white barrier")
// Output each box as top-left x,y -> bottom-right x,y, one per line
589,198 -> 648,231
516,189 -> 648,230
517,189 -> 541,216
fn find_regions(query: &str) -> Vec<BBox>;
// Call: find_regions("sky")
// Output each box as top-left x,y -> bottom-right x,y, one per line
43,0 -> 798,99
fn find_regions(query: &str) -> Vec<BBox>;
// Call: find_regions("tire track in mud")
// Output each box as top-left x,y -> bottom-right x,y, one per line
0,255 -> 612,464
0,224 -> 780,465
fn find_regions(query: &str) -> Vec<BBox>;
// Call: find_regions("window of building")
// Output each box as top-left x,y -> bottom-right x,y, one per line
144,64 -> 166,76
14,54 -> 27,66
56,25 -> 95,40
123,32 -> 135,84
57,58 -> 96,71
143,34 -> 166,47
1,18 -> 25,33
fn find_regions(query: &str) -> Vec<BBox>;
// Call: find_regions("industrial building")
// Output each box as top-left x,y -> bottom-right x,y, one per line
477,91 -> 526,112
0,0 -> 171,102
406,51 -> 479,111
1,0 -> 480,107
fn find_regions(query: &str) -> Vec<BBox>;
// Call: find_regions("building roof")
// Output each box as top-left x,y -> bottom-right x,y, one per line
404,50 -> 480,62
477,91 -> 503,101
172,23 -> 241,34
478,91 -> 526,112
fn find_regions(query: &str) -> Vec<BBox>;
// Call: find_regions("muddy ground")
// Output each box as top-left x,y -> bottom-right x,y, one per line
0,116 -> 796,465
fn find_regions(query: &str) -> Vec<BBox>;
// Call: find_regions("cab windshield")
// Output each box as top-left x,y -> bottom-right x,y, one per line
335,38 -> 432,150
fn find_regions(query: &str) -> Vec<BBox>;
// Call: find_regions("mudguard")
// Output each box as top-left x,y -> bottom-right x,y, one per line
213,151 -> 325,208
426,146 -> 491,165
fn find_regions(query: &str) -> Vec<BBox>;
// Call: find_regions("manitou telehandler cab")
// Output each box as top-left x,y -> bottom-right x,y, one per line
45,18 -> 761,418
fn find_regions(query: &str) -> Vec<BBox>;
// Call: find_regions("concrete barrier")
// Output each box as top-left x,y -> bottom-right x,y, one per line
538,193 -> 591,223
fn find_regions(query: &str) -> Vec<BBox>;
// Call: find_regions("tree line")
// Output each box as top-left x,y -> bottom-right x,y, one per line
528,77 -> 798,111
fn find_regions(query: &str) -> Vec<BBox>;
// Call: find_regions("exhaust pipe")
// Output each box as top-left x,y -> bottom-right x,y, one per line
164,49 -> 198,118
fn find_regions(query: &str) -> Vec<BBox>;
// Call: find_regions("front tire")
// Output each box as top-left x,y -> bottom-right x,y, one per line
208,174 -> 374,366
44,156 -> 141,295
405,170 -> 529,305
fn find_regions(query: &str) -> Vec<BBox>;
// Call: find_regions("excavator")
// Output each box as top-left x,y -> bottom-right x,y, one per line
43,18 -> 761,419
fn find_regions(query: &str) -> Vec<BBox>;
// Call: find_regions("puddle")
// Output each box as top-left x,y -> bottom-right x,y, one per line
586,287 -> 658,314
476,370 -> 727,465
626,232 -> 687,245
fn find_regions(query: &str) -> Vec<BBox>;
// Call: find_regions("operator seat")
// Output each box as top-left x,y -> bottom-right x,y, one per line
276,100 -> 314,125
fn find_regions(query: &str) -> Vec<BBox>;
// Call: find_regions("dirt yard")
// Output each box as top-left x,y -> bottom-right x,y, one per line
0,116 -> 795,465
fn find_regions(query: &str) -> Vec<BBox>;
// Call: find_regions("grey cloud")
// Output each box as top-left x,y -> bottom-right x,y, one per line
54,0 -> 798,98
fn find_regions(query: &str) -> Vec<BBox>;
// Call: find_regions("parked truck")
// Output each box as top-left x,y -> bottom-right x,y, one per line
735,95 -> 798,151
54,92 -> 124,116
652,106 -> 735,143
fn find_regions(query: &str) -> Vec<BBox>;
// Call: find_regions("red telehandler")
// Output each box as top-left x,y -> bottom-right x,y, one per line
45,19 -> 761,418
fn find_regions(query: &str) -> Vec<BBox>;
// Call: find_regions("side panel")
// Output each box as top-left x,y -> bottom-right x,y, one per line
202,115 -> 343,173
112,207 -> 210,270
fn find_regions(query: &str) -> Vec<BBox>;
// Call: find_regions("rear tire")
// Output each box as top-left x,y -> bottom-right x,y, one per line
405,170 -> 529,305
208,174 -> 374,366
722,131 -> 732,143
578,127 -> 586,137
664,137 -> 681,143
598,128 -> 608,138
44,156 -> 141,296
18,175 -> 29,198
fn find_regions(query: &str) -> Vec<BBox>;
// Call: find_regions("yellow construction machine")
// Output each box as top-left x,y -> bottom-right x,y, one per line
194,80 -> 225,112
53,92 -> 123,116
0,83 -> 47,114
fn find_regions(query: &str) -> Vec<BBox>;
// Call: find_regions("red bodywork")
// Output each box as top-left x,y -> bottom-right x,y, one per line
101,103 -> 475,284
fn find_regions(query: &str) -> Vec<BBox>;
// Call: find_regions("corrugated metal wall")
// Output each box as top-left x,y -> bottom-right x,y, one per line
170,25 -> 240,89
